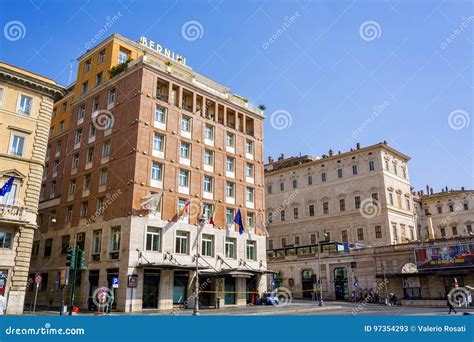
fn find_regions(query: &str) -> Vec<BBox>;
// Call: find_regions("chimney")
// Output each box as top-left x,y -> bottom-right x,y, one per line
441,188 -> 445,193
356,143 -> 361,150
430,188 -> 433,195
445,186 -> 448,192
462,186 -> 465,191
426,185 -> 430,195
268,156 -> 274,164
328,149 -> 334,157
383,140 -> 387,145
278,153 -> 285,161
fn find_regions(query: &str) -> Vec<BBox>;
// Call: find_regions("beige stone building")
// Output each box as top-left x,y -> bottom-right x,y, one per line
265,142 -> 474,305
0,62 -> 65,314
27,34 -> 268,313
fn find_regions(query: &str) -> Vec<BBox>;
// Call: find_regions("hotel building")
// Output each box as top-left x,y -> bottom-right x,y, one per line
27,34 -> 268,312
0,62 -> 65,314
265,142 -> 474,304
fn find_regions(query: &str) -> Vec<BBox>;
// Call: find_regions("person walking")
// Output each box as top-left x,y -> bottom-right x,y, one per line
447,298 -> 457,314
0,294 -> 7,315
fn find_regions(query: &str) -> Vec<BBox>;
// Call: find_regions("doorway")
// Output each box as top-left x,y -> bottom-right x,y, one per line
142,269 -> 160,309
301,269 -> 314,299
224,277 -> 236,305
334,267 -> 349,300
173,272 -> 188,305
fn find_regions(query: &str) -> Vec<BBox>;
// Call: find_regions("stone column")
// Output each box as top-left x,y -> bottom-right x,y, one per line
235,277 -> 247,306
158,269 -> 174,310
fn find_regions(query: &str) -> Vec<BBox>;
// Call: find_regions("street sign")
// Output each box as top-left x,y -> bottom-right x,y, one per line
35,275 -> 42,287
128,275 -> 138,288
112,277 -> 119,288
353,280 -> 359,287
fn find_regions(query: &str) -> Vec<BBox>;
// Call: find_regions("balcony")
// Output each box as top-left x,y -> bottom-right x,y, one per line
0,204 -> 27,221
156,92 -> 168,102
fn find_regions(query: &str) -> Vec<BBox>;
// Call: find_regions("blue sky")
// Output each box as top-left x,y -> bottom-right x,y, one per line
1,0 -> 472,191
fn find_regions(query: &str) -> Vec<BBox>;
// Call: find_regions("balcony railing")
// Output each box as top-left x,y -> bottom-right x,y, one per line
0,204 -> 27,220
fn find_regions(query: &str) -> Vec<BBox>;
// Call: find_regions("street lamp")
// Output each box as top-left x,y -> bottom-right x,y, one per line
316,230 -> 326,307
193,218 -> 205,316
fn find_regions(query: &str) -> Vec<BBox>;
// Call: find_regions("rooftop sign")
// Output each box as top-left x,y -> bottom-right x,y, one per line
139,36 -> 187,66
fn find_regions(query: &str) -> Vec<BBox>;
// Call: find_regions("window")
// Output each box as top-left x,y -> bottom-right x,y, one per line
82,81 -> 88,94
246,240 -> 256,260
153,132 -> 164,151
245,140 -> 254,155
110,226 -> 121,252
292,179 -> 297,188
372,193 -> 379,203
281,238 -> 287,247
61,235 -> 70,255
155,106 -> 166,123
225,238 -> 236,258
86,147 -> 94,163
406,198 -> 411,211
337,168 -> 343,179
205,125 -> 214,140
309,204 -> 315,217
323,202 -> 329,214
108,88 -> 116,105
66,206 -> 73,222
452,226 -> 458,236
17,94 -> 32,115
339,199 -> 345,211
78,105 -> 85,120
118,50 -> 129,64
352,165 -> 358,175
89,123 -> 96,138
295,236 -> 300,245
308,176 -> 313,185
99,169 -> 108,185
355,196 -> 361,209
179,170 -> 189,187
226,182 -> 235,198
246,163 -> 254,177
267,212 -> 273,224
9,134 -> 25,157
180,142 -> 190,159
246,187 -> 254,203
98,50 -> 106,63
293,207 -> 299,219
146,226 -> 162,252
32,241 -> 39,256
92,230 -> 101,255
75,129 -> 82,145
201,234 -> 214,257
0,87 -> 4,105
102,141 -> 110,157
267,185 -> 272,194
44,238 -> 53,257
440,227 -> 446,237
226,208 -> 234,225
50,181 -> 56,197
203,176 -> 213,193
83,174 -> 91,190
280,210 -> 286,221
72,153 -> 79,169
464,202 -> 469,211
175,231 -> 189,254
226,157 -> 235,172
68,180 -> 76,195
204,150 -> 213,166
310,234 -> 316,244
181,116 -> 191,132
280,182 -> 284,192
80,202 -> 88,218
151,162 -> 162,180
393,164 -> 398,175
341,230 -> 348,242
449,204 -> 454,212
357,228 -> 364,240
96,197 -> 105,213
96,72 -> 103,85
402,168 -> 407,178
321,172 -> 326,182
84,59 -> 91,72
437,206 -> 442,214
375,226 -> 382,239
226,133 -> 234,147
466,224 -> 472,233
0,231 -> 12,249
369,161 -> 375,171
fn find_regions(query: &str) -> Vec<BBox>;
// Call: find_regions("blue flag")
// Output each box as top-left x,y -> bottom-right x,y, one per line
234,209 -> 245,235
0,176 -> 14,196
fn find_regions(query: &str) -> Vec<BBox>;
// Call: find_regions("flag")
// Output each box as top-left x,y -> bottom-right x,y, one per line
234,209 -> 244,235
256,212 -> 269,237
178,199 -> 191,217
0,177 -> 14,196
209,206 -> 216,226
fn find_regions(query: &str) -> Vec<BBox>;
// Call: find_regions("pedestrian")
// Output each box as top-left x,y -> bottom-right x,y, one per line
447,299 -> 457,314
0,294 -> 6,315
351,290 -> 356,302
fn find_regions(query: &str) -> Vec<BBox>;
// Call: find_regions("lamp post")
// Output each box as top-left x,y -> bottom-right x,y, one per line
317,231 -> 324,306
193,219 -> 205,316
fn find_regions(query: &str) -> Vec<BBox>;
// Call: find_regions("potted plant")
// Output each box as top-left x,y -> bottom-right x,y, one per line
165,60 -> 172,74
258,104 -> 266,113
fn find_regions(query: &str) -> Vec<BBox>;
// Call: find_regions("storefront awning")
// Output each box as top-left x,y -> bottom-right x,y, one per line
137,262 -> 210,271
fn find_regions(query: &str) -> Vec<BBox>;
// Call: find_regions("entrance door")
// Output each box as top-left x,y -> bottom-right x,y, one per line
88,270 -> 99,310
106,269 -> 119,309
173,272 -> 188,305
246,275 -> 258,304
301,270 -> 314,299
198,276 -> 213,307
142,269 -> 160,309
334,267 -> 349,300
224,277 -> 236,305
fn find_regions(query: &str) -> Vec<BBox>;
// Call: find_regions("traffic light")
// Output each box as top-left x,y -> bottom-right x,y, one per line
66,247 -> 76,268
77,248 -> 85,269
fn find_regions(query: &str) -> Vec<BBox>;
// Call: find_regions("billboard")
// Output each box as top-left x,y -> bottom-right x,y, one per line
414,242 -> 474,270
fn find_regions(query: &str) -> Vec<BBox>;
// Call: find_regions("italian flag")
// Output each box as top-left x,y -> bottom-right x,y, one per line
209,206 -> 216,226
178,199 -> 191,217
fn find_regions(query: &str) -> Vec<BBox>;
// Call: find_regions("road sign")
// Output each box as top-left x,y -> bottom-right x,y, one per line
35,275 -> 42,286
270,280 -> 276,287
112,277 -> 119,288
128,275 -> 138,288
353,280 -> 359,287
